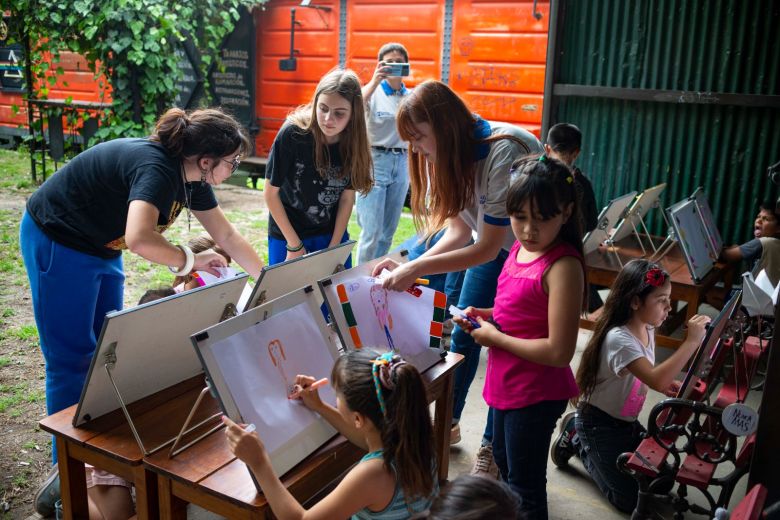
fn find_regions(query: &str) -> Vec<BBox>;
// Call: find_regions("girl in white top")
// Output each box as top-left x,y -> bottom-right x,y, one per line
568,259 -> 710,513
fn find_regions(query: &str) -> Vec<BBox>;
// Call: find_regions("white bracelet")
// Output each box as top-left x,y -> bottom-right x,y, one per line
169,245 -> 195,276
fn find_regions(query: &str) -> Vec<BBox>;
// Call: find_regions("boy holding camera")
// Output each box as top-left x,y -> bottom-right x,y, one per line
356,42 -> 412,264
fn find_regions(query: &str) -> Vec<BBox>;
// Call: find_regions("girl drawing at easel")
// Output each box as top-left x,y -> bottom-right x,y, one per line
224,349 -> 438,519
370,285 -> 396,350
550,259 -> 710,513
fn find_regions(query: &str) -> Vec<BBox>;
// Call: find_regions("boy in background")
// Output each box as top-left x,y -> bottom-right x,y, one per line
721,201 -> 780,285
545,123 -> 598,234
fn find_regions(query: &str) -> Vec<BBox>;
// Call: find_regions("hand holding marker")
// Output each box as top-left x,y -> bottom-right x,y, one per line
449,305 -> 481,329
288,377 -> 329,400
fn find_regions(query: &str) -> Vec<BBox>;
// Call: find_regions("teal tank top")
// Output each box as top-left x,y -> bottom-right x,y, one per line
351,450 -> 436,520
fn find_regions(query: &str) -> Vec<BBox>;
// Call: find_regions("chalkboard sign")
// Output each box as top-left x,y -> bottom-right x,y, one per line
173,40 -> 203,109
209,8 -> 255,130
0,43 -> 24,92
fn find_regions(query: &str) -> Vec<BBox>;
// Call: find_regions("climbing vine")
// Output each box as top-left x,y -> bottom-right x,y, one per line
6,0 -> 261,139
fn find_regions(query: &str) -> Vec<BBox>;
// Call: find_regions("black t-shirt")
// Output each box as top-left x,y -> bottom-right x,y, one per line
573,166 -> 598,234
26,138 -> 218,258
266,123 -> 351,240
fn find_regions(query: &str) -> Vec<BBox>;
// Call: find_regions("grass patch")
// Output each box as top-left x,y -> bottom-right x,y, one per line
7,324 -> 38,342
0,357 -> 10,368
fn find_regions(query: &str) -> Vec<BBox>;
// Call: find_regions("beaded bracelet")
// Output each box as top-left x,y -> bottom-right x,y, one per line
285,241 -> 305,252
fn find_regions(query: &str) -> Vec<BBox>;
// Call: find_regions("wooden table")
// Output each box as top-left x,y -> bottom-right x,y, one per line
583,236 -> 735,348
39,376 -> 209,519
41,353 -> 463,519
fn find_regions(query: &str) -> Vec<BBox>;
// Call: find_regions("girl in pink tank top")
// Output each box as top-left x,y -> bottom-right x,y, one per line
453,154 -> 585,520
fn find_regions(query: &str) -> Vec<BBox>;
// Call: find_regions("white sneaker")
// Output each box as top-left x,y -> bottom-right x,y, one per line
470,444 -> 500,480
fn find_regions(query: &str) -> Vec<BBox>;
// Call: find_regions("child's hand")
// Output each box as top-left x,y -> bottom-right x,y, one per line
468,316 -> 499,347
685,314 -> 711,347
193,250 -> 228,276
665,379 -> 682,397
223,416 -> 268,470
451,307 -> 491,333
290,375 -> 324,410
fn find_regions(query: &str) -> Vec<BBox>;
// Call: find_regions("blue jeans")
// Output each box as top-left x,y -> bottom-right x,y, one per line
451,248 -> 509,444
20,211 -> 124,461
575,403 -> 645,513
268,231 -> 352,267
401,230 -> 467,309
493,400 -> 567,520
356,149 -> 409,264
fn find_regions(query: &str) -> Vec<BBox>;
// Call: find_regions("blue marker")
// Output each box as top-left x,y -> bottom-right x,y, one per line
449,305 -> 481,329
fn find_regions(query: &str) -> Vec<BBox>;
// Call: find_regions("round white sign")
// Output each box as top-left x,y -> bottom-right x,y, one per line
721,403 -> 758,437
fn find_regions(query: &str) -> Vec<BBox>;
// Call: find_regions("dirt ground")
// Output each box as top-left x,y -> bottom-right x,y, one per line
0,182 -> 265,519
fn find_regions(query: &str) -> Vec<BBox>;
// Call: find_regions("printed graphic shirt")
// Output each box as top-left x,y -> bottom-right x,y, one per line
585,325 -> 656,422
266,123 -> 351,239
26,138 -> 217,258
366,80 -> 410,149
458,118 -> 543,252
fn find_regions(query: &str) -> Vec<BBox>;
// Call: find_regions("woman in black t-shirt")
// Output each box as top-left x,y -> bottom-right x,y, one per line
264,68 -> 373,265
21,107 -> 263,518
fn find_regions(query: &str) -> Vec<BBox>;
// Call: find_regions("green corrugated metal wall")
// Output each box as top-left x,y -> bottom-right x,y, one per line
549,0 -> 780,243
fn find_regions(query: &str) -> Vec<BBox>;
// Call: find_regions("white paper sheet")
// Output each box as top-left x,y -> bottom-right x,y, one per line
742,269 -> 780,317
208,302 -> 337,454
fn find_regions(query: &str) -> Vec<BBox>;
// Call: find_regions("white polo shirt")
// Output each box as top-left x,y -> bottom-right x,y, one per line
366,80 -> 410,149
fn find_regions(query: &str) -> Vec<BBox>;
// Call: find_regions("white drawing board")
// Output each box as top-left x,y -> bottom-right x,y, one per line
319,259 -> 446,373
192,287 -> 338,482
667,198 -> 718,282
691,187 -> 723,254
582,190 -> 637,255
242,240 -> 355,312
73,274 -> 249,427
676,291 -> 741,400
610,183 -> 667,243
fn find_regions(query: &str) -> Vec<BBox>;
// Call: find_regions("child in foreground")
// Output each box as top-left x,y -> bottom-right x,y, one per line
454,154 -> 585,520
224,349 -> 437,519
551,259 -> 710,513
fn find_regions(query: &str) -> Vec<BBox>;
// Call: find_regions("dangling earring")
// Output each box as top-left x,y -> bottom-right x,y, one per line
199,164 -> 208,185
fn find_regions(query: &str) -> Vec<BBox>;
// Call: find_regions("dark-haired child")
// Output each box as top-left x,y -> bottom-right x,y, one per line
422,475 -> 523,520
453,154 -> 584,520
551,259 -> 709,513
224,349 -> 437,519
545,123 -> 597,234
721,201 -> 780,284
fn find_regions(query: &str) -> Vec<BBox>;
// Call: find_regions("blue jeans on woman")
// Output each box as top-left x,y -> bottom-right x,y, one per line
492,399 -> 567,520
450,248 -> 508,443
356,148 -> 409,264
20,211 -> 124,461
575,402 -> 645,513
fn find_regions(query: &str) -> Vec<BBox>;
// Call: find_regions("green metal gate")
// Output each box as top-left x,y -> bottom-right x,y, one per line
542,0 -> 780,244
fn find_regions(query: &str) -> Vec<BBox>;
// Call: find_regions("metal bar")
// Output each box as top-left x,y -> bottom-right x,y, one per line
541,0 -> 561,136
551,84 -> 780,108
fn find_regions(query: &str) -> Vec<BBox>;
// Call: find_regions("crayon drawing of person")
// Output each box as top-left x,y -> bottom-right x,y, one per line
268,339 -> 292,396
370,285 -> 395,350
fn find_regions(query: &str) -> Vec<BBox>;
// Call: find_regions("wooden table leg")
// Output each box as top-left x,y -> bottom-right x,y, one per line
433,371 -> 455,483
56,437 -> 88,520
133,465 -> 158,520
158,475 -> 188,520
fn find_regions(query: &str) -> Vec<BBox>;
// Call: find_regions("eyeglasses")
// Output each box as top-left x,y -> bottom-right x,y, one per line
221,156 -> 242,174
